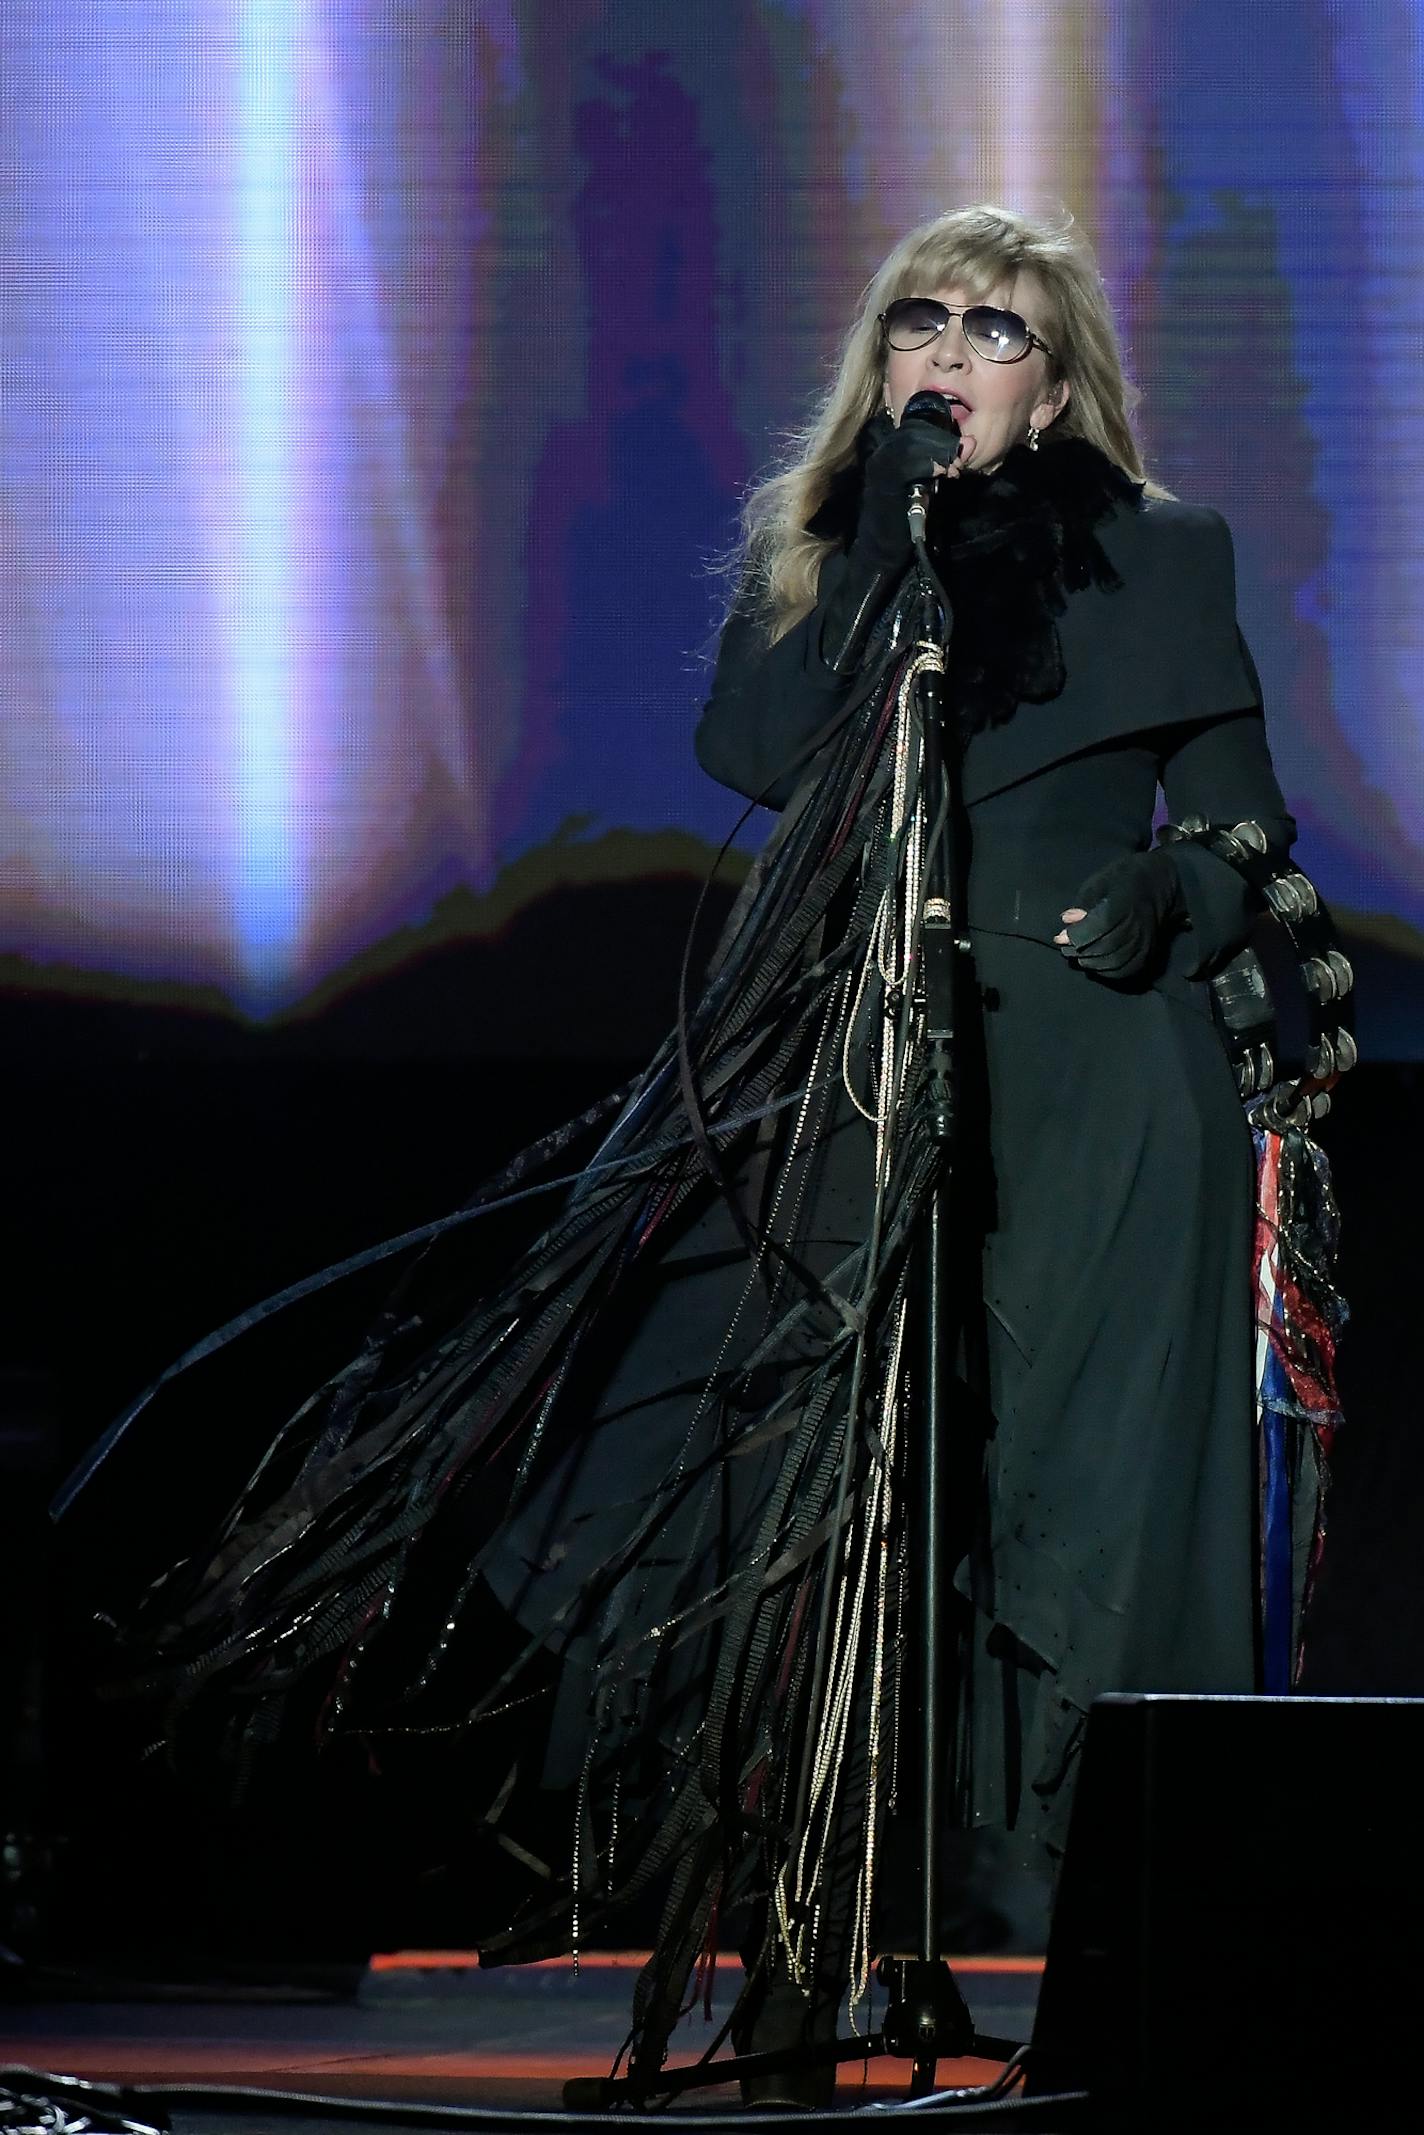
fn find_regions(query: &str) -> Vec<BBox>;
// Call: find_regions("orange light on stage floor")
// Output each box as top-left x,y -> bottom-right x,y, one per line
369,1948 -> 1045,1975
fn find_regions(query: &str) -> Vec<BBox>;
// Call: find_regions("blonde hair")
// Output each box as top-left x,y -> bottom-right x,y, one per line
735,203 -> 1168,643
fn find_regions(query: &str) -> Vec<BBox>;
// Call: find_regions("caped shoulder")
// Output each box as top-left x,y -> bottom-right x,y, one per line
959,490 -> 1256,805
1097,492 -> 1238,597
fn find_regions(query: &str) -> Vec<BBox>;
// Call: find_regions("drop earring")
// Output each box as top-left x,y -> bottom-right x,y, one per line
1027,423 -> 1041,453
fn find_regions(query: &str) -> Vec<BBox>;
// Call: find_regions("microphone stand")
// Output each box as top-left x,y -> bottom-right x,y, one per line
570,514 -> 1022,2112
874,530 -> 986,2096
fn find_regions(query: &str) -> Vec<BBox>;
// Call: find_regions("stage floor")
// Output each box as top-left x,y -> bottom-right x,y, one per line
0,1950 -> 1040,2113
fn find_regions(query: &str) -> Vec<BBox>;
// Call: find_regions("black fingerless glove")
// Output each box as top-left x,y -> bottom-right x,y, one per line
1059,848 -> 1187,980
856,409 -> 962,567
818,409 -> 958,674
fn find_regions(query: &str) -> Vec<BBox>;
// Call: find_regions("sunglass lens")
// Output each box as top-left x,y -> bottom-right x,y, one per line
964,306 -> 1030,361
884,298 -> 948,350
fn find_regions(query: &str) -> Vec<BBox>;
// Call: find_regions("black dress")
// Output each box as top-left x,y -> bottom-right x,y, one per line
81,438 -> 1300,2071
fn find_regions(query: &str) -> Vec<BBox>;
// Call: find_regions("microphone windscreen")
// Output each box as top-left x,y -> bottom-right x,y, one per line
901,389 -> 961,437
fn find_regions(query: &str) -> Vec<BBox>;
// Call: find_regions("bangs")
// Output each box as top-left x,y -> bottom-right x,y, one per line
890,235 -> 1024,305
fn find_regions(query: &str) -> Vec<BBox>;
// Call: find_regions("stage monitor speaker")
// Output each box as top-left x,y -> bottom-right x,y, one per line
1028,1693 -> 1424,2120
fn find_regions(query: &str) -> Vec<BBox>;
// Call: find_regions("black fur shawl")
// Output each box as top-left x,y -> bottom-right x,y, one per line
805,414 -> 1144,731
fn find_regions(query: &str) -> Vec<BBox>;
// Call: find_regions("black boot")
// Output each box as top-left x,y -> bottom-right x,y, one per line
731,1962 -> 839,2110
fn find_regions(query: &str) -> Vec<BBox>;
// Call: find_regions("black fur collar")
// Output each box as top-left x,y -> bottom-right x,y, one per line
806,416 -> 1144,731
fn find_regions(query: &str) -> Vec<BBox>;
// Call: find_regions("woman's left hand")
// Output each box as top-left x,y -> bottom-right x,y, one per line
1054,849 -> 1186,979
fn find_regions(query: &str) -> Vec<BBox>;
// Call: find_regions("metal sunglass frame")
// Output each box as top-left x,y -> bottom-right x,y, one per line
877,296 -> 1056,365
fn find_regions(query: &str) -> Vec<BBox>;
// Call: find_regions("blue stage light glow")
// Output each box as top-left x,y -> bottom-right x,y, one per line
232,0 -> 302,1002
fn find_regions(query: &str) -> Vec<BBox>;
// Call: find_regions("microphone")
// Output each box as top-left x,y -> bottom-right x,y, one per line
901,388 -> 961,545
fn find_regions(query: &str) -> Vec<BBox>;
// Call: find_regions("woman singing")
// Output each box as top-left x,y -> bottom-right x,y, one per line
76,204 -> 1333,2105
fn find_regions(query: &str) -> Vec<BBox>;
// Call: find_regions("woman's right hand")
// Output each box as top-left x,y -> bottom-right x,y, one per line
853,413 -> 963,569
814,410 -> 963,676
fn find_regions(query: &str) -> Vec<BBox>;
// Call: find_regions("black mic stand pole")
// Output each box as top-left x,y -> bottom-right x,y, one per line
873,530 -> 984,2096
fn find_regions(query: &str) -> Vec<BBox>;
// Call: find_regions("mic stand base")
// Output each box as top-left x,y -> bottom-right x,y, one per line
879,1955 -> 977,2092
563,1965 -> 1023,2111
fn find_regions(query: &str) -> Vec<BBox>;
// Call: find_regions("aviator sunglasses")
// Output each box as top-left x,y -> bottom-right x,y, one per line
878,296 -> 1055,364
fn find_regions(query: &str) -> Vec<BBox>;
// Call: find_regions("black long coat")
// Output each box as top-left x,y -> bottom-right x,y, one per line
674,481 -> 1297,1868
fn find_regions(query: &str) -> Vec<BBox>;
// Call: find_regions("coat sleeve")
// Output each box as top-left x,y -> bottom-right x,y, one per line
694,553 -> 858,808
1158,704 -> 1297,978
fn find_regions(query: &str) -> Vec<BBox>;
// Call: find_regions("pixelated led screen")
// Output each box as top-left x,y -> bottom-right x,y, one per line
2,1 -> 1422,1052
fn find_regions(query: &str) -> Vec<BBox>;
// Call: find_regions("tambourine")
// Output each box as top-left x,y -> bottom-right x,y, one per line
1157,817 -> 1357,1130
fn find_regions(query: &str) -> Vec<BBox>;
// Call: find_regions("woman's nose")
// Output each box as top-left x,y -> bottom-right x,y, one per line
930,323 -> 968,368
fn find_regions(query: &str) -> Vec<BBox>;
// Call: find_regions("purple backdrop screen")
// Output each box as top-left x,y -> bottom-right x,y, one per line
3,1 -> 1422,1053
